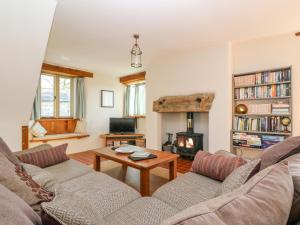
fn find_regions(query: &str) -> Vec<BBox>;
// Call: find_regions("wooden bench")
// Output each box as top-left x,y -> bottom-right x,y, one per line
22,118 -> 89,150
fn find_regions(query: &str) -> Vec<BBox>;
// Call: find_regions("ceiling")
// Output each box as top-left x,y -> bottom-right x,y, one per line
45,0 -> 300,76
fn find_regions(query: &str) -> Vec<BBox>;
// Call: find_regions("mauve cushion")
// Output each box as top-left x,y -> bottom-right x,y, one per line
0,184 -> 42,225
191,151 -> 247,181
162,162 -> 294,225
0,137 -> 20,165
260,136 -> 300,170
286,153 -> 300,225
17,144 -> 69,168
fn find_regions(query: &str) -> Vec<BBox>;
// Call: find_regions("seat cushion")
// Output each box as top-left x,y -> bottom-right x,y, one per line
60,172 -> 141,217
0,137 -> 20,165
43,159 -> 93,183
153,172 -> 221,210
105,197 -> 178,225
161,162 -> 293,225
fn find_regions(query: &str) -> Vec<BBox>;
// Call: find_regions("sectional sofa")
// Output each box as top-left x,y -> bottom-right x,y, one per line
1,139 -> 300,225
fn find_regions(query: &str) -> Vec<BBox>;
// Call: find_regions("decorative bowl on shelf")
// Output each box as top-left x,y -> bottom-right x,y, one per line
235,104 -> 248,114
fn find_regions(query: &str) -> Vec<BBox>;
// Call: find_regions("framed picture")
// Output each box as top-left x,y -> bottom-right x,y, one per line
101,90 -> 114,108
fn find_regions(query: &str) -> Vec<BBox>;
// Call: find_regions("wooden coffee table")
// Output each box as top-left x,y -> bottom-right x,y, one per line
93,147 -> 179,196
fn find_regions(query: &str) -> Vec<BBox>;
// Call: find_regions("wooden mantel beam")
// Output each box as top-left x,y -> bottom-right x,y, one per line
42,63 -> 93,78
153,93 -> 215,113
296,32 -> 300,36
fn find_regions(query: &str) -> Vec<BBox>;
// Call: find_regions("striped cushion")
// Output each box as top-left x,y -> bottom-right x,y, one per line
191,151 -> 246,181
18,144 -> 69,168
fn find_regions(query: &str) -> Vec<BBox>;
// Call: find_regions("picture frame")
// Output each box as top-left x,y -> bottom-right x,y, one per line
101,90 -> 114,108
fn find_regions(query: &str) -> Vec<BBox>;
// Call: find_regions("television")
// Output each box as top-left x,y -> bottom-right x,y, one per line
109,118 -> 135,134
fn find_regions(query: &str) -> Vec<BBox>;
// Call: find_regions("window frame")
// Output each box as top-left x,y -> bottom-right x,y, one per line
40,73 -> 74,119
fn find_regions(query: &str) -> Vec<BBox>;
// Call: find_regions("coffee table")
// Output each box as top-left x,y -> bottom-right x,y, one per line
93,147 -> 179,196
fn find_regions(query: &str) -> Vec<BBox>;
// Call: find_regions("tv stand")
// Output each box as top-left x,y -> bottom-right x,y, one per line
100,133 -> 145,147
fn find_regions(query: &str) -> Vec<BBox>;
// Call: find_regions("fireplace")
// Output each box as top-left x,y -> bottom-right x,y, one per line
176,112 -> 203,158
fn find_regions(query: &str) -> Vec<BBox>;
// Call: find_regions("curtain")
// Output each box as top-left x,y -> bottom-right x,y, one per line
31,83 -> 41,120
123,83 -> 145,116
75,78 -> 86,119
123,85 -> 131,116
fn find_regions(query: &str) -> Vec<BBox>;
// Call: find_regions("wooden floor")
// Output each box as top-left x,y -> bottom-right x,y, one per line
69,150 -> 192,174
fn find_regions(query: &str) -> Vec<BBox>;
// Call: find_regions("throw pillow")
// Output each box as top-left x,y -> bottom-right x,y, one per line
22,163 -> 58,192
74,119 -> 87,133
191,151 -> 247,181
0,184 -> 42,225
0,152 -> 54,206
161,162 -> 294,225
41,187 -> 105,225
17,143 -> 69,168
219,159 -> 261,195
286,153 -> 300,225
260,135 -> 300,170
0,137 -> 20,165
31,122 -> 47,138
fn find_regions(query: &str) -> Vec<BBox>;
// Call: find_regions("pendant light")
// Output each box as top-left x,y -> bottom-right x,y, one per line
131,34 -> 142,68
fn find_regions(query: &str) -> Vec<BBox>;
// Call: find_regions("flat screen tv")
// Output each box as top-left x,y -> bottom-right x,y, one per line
109,118 -> 135,134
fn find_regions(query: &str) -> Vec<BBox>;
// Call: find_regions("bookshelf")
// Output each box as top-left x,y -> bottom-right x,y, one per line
231,66 -> 292,159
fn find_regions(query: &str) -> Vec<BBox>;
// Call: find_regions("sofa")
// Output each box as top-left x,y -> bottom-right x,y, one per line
0,139 -> 300,225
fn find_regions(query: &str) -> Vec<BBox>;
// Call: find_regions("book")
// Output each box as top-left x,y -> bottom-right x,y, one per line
261,135 -> 285,149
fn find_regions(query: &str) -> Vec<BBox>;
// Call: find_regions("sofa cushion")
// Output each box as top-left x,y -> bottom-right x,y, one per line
60,171 -> 141,217
218,159 -> 261,195
0,184 -> 42,225
105,197 -> 178,225
286,153 -> 300,225
260,136 -> 300,170
0,137 -> 20,165
191,151 -> 247,181
22,163 -> 58,192
161,162 -> 293,225
17,143 -> 69,168
153,172 -> 221,210
31,122 -> 47,138
43,159 -> 93,183
0,152 -> 54,206
42,187 -> 105,225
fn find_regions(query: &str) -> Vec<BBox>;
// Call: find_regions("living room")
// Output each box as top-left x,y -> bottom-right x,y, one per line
0,1 -> 300,225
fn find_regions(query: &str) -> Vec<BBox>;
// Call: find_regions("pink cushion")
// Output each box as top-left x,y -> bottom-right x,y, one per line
18,144 -> 69,168
191,151 -> 247,181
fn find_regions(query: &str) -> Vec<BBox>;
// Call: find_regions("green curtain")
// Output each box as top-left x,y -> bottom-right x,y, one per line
31,82 -> 41,120
123,85 -> 131,116
123,83 -> 145,116
75,78 -> 86,119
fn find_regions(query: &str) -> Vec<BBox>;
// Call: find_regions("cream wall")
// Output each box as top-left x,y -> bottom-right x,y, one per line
233,34 -> 300,136
0,0 -> 57,151
30,73 -> 124,154
145,43 -> 232,152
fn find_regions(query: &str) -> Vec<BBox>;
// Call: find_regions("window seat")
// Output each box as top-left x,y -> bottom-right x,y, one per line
30,133 -> 90,143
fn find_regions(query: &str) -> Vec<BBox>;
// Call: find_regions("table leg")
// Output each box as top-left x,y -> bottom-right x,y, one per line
140,169 -> 150,197
94,154 -> 101,171
169,159 -> 177,180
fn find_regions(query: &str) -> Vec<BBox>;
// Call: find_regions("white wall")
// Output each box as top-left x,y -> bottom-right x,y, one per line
30,73 -> 124,154
145,43 -> 232,152
0,0 -> 57,151
233,33 -> 300,136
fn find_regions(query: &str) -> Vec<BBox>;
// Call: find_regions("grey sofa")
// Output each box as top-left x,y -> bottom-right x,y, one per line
13,146 -> 300,225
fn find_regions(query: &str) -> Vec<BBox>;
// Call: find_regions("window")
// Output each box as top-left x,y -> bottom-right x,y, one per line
40,74 -> 73,118
124,83 -> 146,116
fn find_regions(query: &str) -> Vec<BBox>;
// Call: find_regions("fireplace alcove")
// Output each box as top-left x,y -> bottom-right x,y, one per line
153,93 -> 214,158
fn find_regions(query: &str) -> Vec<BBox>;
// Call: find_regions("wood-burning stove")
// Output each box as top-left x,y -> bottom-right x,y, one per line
176,112 -> 203,158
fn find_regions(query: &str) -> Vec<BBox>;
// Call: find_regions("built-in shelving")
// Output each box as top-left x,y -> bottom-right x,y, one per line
231,66 -> 293,159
